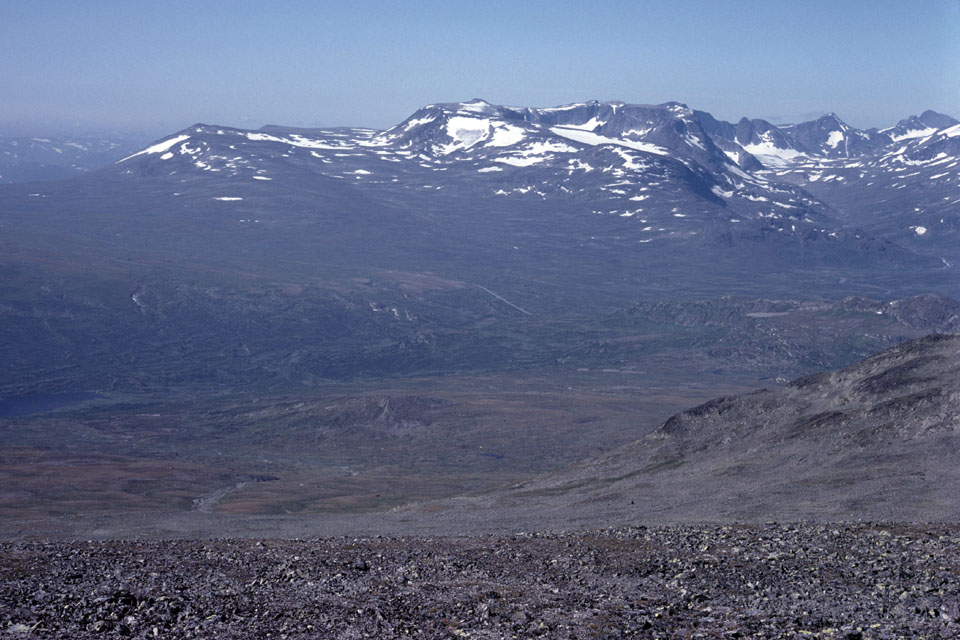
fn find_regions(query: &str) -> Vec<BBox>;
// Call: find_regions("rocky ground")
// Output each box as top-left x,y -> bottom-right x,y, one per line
1,523 -> 957,639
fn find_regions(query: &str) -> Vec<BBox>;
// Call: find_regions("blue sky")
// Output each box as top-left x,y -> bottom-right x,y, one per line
2,0 -> 957,135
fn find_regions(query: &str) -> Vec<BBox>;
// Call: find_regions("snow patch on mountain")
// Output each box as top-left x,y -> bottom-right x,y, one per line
458,99 -> 497,115
437,117 -> 528,155
488,125 -> 526,147
684,134 -> 706,151
119,134 -> 191,163
741,141 -> 805,168
403,114 -> 438,130
550,127 -> 667,156
246,132 -> 351,150
711,186 -> 734,198
609,147 -> 649,171
440,117 -> 490,153
495,156 -> 545,167
491,140 -> 577,166
563,116 -> 607,132
524,141 -> 578,155
941,124 -> 960,138
888,127 -> 937,142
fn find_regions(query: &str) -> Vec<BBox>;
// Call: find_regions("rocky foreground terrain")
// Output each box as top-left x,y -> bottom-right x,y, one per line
1,336 -> 956,639
2,523 -> 958,639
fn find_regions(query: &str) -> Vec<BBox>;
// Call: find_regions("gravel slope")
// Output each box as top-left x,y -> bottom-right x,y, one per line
2,524 -> 958,639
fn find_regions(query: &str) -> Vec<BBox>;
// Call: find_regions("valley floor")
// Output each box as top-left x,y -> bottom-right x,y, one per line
1,523 -> 957,639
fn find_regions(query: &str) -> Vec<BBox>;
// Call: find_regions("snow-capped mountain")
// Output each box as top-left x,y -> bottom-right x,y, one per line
778,113 -> 890,159
702,108 -> 960,171
100,98 -> 960,273
881,110 -> 959,143
743,112 -> 960,255
8,98 -> 958,301
109,99 -> 870,256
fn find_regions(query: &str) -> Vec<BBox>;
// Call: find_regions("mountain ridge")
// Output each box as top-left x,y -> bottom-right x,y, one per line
100,98 -> 956,271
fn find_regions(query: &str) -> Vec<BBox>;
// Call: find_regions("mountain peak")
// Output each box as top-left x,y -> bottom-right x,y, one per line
816,112 -> 846,128
918,109 -> 959,130
452,99 -> 499,115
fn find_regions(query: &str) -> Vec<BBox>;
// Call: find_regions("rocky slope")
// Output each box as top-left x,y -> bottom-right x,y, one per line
435,333 -> 960,526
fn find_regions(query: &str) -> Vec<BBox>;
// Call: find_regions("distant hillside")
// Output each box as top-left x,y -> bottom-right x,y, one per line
436,333 -> 960,525
0,134 -> 146,183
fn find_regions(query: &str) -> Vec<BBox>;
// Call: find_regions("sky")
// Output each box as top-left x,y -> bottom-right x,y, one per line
1,0 -> 958,136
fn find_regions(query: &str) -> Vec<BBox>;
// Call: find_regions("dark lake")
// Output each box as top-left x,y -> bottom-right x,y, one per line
0,392 -> 103,418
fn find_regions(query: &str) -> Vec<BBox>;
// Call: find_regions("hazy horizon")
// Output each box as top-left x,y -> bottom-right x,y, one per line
2,0 -> 958,137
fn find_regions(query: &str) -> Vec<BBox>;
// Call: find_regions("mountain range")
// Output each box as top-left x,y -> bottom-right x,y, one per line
1,99 -> 958,531
0,133 -> 146,183
109,98 -> 960,261
1,99 -> 957,394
